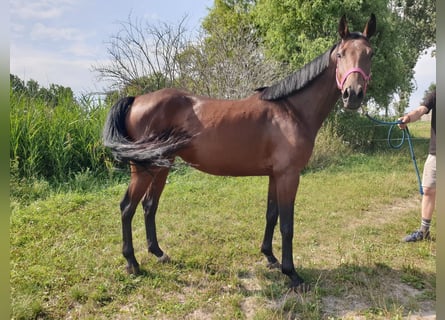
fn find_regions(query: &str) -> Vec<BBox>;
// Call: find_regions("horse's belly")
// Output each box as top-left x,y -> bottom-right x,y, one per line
178,139 -> 272,176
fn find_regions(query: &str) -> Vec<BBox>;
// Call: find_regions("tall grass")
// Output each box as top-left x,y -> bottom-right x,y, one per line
10,91 -> 111,183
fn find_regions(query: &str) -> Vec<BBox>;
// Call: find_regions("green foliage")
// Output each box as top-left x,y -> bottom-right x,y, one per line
9,170 -> 52,205
328,111 -> 399,151
10,76 -> 112,183
184,0 -> 287,99
307,109 -> 407,172
10,74 -> 75,107
254,1 -> 397,109
392,0 -> 436,55
253,0 -> 343,64
307,118 -> 352,171
202,0 -> 255,38
203,0 -> 436,112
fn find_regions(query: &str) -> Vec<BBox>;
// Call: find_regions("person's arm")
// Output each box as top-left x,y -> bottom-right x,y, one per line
398,105 -> 429,129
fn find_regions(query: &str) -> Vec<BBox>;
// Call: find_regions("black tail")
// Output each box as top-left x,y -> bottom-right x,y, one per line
102,96 -> 192,167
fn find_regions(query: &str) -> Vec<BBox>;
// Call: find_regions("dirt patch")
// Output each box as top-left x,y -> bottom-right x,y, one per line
240,296 -> 259,319
347,195 -> 421,230
185,308 -> 214,320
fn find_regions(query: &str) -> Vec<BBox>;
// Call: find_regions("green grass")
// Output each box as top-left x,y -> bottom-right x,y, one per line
10,131 -> 436,319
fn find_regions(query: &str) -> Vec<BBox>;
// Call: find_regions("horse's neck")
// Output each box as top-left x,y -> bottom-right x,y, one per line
288,64 -> 340,134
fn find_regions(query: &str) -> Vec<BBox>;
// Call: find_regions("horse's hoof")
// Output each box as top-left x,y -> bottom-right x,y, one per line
157,253 -> 170,263
291,282 -> 311,294
267,261 -> 281,269
126,263 -> 140,275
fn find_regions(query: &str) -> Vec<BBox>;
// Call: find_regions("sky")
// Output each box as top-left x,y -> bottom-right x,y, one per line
10,0 -> 213,95
10,0 -> 435,109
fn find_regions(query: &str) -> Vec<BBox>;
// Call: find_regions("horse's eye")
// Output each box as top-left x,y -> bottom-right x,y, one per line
336,53 -> 342,58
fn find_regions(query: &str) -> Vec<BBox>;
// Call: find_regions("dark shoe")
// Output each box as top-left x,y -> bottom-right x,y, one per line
403,230 -> 430,242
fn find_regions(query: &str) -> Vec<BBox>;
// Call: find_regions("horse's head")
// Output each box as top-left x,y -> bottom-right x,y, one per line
335,14 -> 376,110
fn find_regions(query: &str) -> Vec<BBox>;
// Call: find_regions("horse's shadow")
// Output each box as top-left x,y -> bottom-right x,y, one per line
134,258 -> 435,317
245,262 -> 435,317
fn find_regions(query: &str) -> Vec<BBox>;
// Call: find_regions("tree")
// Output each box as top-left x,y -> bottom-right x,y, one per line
388,0 -> 436,114
204,0 -> 436,112
177,2 -> 289,99
95,1 -> 435,112
26,79 -> 40,98
390,0 -> 435,54
10,74 -> 75,107
95,6 -> 289,100
10,74 -> 26,95
93,15 -> 190,97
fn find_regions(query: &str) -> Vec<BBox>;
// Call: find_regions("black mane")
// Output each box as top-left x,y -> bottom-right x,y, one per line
258,44 -> 337,101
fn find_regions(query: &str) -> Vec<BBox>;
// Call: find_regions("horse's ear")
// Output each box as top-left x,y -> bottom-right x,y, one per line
338,15 -> 349,39
363,13 -> 376,39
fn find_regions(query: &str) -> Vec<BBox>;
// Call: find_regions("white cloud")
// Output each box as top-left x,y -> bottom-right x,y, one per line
64,42 -> 101,58
10,43 -> 108,94
30,23 -> 85,42
10,0 -> 105,95
10,0 -> 77,20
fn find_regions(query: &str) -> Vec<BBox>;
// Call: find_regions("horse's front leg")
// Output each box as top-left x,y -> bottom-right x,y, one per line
142,168 -> 170,263
261,176 -> 280,269
275,172 -> 305,290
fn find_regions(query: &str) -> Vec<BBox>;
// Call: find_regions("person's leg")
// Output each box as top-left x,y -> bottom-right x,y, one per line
404,154 -> 436,242
418,186 -> 436,238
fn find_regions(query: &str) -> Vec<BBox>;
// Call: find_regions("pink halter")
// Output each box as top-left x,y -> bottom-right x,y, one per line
336,67 -> 371,94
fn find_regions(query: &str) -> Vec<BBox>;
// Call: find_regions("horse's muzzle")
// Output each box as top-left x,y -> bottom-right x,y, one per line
342,85 -> 364,110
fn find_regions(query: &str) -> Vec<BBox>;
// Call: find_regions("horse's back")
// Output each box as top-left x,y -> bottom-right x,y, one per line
126,88 -> 268,139
126,88 -> 198,140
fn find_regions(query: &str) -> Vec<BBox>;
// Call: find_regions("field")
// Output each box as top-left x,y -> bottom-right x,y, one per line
10,122 -> 435,319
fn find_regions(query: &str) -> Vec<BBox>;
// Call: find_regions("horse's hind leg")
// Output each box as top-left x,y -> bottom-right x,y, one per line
120,166 -> 152,275
142,168 -> 170,263
261,176 -> 281,268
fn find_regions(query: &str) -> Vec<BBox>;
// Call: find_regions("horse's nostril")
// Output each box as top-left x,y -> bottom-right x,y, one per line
343,88 -> 350,100
357,86 -> 364,100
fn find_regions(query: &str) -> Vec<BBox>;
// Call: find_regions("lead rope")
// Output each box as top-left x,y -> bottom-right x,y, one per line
365,113 -> 424,195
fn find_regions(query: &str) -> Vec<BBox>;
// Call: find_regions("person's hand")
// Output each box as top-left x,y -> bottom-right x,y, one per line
398,115 -> 409,129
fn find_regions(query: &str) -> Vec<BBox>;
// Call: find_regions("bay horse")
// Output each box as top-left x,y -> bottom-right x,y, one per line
103,14 -> 376,290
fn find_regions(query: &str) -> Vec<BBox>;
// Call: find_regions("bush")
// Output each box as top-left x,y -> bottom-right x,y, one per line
308,120 -> 352,171
307,110 -> 407,171
10,159 -> 52,204
327,111 -> 404,151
